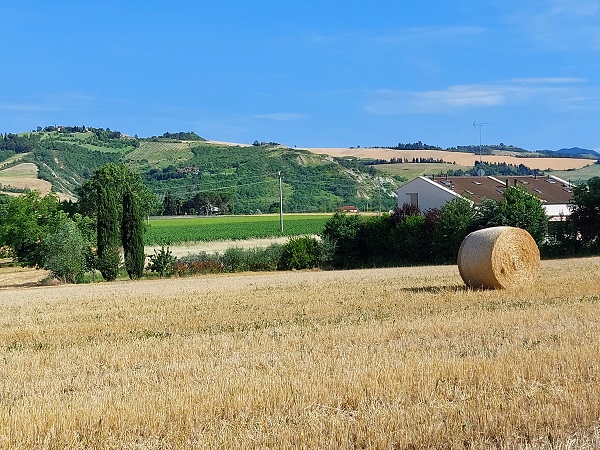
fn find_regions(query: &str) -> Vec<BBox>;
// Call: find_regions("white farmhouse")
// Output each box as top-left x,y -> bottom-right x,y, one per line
396,175 -> 574,220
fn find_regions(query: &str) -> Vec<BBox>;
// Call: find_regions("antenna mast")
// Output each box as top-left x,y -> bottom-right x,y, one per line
473,121 -> 490,175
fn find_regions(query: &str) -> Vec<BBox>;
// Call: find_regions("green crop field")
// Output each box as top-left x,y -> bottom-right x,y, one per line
374,162 -> 469,183
145,214 -> 333,244
553,163 -> 600,184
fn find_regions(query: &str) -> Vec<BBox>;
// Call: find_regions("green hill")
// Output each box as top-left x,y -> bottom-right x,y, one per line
0,128 -> 402,213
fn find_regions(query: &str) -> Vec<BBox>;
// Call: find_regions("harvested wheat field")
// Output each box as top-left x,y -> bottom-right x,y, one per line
1,258 -> 600,448
302,147 -> 594,171
0,163 -> 52,195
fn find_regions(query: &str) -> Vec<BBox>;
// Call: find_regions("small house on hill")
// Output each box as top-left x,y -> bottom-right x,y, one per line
335,205 -> 359,213
396,175 -> 574,220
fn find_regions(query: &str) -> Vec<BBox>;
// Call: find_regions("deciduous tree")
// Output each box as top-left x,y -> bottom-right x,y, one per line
569,176 -> 600,250
474,186 -> 548,245
0,192 -> 64,266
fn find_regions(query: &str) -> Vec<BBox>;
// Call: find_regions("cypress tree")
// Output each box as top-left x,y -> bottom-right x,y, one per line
122,187 -> 145,279
82,163 -> 153,281
96,182 -> 121,281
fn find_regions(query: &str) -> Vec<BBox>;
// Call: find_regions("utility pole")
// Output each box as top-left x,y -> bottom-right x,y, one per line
278,171 -> 284,233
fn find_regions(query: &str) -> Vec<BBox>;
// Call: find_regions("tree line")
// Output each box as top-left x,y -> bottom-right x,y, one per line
444,161 -> 542,177
161,191 -> 232,216
390,141 -> 442,150
367,157 -> 447,165
0,163 -> 153,283
319,178 -> 600,269
1,172 -> 599,283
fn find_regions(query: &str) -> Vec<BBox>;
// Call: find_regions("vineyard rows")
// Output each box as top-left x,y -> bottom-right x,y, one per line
127,141 -> 194,166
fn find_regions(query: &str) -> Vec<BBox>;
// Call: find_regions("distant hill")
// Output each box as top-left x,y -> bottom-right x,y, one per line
535,147 -> 600,159
555,147 -> 600,158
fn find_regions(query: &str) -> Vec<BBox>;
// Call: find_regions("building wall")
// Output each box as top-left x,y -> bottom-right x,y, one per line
396,176 -> 570,220
396,177 -> 462,211
543,203 -> 570,218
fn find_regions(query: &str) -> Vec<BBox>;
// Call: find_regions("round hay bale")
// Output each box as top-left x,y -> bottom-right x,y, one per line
457,226 -> 540,290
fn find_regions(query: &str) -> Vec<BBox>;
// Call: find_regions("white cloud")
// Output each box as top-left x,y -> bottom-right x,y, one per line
365,78 -> 588,114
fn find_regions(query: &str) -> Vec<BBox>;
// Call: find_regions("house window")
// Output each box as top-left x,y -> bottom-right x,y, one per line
407,193 -> 418,208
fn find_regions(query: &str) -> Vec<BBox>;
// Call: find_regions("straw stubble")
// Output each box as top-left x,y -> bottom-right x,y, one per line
0,258 -> 598,448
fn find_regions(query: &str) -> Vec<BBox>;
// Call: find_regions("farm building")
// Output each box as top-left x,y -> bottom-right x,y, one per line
396,175 -> 574,220
335,205 -> 359,213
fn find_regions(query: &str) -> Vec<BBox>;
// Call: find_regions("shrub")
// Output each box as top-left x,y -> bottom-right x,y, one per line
220,244 -> 283,272
220,247 -> 250,272
431,199 -> 474,263
174,259 -> 223,276
473,186 -> 548,246
355,214 -> 394,266
246,244 -> 283,271
321,212 -> 362,268
390,213 -> 428,264
278,236 -> 321,270
42,219 -> 86,283
148,246 -> 177,277
174,252 -> 223,275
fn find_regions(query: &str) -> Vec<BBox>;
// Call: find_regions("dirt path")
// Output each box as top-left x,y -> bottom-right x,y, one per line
145,236 -> 293,258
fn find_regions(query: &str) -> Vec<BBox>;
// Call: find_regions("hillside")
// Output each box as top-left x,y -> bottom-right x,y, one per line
0,129 -> 401,213
555,147 -> 600,158
1,127 -> 598,210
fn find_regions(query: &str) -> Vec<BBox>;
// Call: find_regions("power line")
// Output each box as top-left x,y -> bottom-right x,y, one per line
152,179 -> 274,195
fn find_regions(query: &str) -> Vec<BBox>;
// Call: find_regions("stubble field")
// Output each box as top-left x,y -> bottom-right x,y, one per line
302,147 -> 594,171
0,257 -> 599,448
0,163 -> 52,196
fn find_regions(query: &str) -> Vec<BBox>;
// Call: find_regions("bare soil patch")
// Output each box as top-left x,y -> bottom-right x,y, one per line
206,140 -> 251,147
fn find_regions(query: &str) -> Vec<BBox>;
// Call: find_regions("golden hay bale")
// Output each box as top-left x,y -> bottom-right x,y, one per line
457,226 -> 540,290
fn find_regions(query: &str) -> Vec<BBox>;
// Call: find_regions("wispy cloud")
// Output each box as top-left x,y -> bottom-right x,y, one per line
0,103 -> 53,112
0,91 -> 96,113
252,113 -> 307,121
511,0 -> 600,51
306,26 -> 484,48
365,78 -> 588,114
373,26 -> 485,45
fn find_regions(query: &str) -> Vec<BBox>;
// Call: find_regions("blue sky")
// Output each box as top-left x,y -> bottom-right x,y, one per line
1,0 -> 599,150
